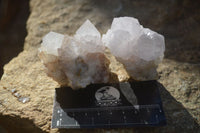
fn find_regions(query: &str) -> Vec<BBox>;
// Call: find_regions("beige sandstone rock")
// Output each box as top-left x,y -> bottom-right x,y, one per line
0,0 -> 199,132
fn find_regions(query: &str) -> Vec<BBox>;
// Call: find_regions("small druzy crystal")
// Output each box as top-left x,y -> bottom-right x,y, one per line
39,20 -> 110,89
102,17 -> 165,80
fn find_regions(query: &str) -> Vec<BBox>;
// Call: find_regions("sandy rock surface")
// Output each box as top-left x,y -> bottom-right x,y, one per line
0,0 -> 200,132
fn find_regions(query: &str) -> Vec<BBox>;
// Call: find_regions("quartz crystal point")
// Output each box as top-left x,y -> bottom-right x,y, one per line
39,20 -> 110,89
102,17 -> 165,80
39,32 -> 69,86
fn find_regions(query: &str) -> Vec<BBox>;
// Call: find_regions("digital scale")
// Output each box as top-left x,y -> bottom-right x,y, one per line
51,80 -> 166,128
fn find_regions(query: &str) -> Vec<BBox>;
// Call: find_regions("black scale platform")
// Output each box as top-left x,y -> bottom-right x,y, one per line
51,80 -> 166,128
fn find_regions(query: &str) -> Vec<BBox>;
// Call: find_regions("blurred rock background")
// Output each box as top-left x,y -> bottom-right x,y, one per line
0,0 -> 199,133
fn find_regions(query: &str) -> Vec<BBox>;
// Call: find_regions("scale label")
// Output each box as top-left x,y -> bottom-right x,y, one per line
52,81 -> 166,128
95,86 -> 121,106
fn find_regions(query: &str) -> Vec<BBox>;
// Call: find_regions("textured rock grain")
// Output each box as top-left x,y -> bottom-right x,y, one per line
0,0 -> 200,133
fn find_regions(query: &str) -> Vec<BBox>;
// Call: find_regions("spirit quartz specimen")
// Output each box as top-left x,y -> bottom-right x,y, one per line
39,20 -> 110,89
39,17 -> 165,89
102,17 -> 165,80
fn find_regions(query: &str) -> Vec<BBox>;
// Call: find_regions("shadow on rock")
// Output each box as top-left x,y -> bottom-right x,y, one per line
0,114 -> 46,133
156,82 -> 200,133
56,81 -> 199,133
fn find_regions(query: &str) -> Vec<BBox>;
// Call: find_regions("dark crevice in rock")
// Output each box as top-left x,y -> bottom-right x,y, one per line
0,0 -> 30,78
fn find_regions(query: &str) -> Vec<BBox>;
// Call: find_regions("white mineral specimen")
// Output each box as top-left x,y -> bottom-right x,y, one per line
102,17 -> 165,80
39,17 -> 165,89
39,20 -> 110,89
58,20 -> 110,89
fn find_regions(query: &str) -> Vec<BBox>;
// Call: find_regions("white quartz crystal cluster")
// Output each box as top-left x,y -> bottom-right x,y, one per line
39,17 -> 165,89
39,20 -> 110,89
103,17 -> 165,80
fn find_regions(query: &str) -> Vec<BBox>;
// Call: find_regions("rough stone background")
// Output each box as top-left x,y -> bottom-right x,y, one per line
0,0 -> 200,133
